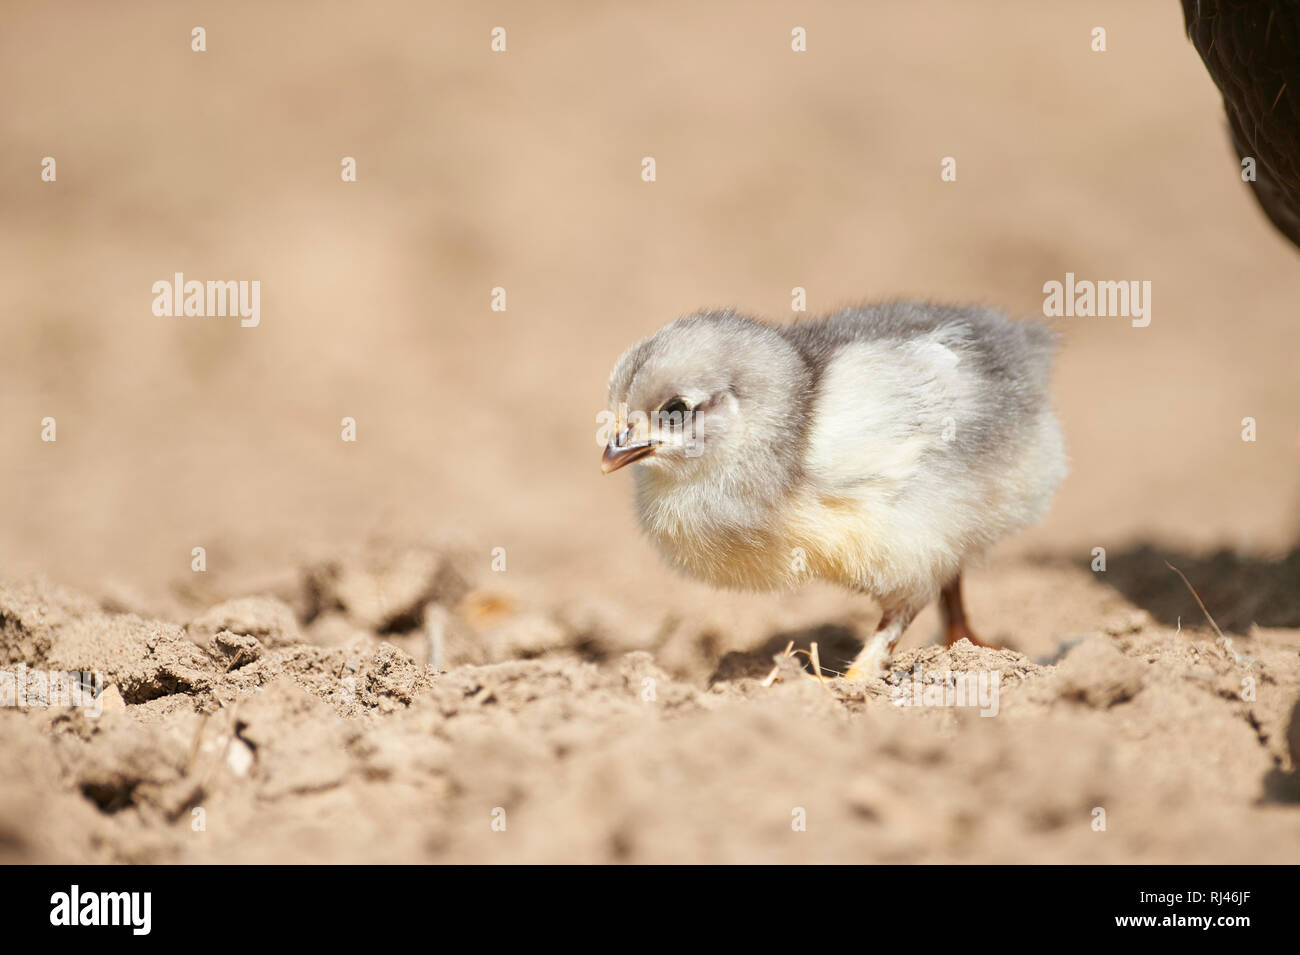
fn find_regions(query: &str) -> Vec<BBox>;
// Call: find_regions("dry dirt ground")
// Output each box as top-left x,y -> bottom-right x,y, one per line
3,545 -> 1299,864
2,2 -> 1300,863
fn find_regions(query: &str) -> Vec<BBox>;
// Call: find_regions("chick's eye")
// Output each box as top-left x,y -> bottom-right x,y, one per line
659,397 -> 691,417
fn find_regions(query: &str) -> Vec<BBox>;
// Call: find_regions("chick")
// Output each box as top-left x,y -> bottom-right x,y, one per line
601,302 -> 1067,680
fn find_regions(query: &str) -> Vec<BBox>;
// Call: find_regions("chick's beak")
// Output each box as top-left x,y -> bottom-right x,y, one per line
601,431 -> 657,474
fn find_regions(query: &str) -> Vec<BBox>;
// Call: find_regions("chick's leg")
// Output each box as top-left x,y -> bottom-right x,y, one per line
940,574 -> 998,648
845,608 -> 915,682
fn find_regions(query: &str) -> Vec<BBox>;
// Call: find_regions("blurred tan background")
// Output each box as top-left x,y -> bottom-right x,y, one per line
3,0 -> 1298,626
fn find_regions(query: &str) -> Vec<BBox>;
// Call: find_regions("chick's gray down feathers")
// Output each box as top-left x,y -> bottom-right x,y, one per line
605,303 -> 1066,626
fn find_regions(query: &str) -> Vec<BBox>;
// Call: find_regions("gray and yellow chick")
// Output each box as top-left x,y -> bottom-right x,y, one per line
602,302 -> 1066,679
